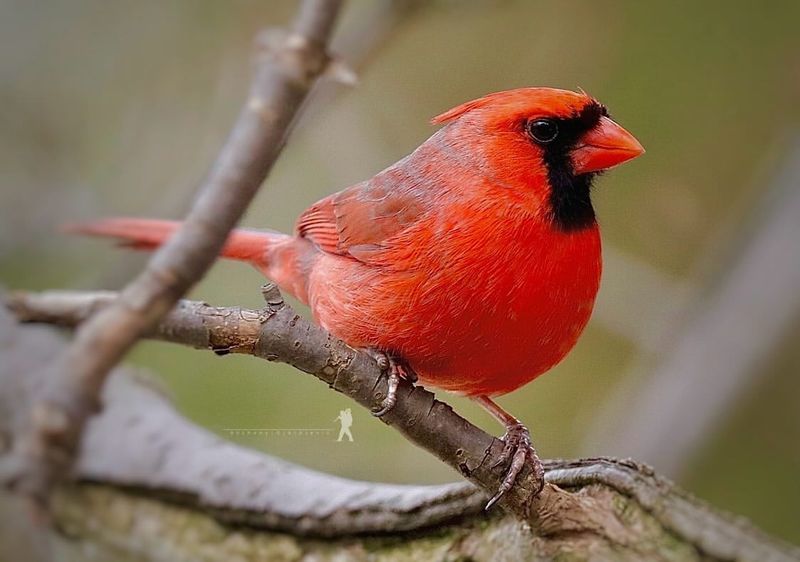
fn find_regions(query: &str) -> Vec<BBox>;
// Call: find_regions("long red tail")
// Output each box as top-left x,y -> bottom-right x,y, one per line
66,218 -> 312,302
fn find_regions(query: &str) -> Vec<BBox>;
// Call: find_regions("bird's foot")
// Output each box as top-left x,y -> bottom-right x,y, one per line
485,422 -> 545,511
365,349 -> 416,417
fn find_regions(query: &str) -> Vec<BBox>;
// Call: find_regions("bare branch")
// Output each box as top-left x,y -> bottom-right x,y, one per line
7,286 -> 554,523
3,297 -> 798,561
1,0 -> 344,507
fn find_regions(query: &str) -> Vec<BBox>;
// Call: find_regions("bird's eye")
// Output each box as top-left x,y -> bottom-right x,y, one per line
527,119 -> 558,143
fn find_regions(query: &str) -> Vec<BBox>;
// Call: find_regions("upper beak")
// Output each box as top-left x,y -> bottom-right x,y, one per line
571,116 -> 644,175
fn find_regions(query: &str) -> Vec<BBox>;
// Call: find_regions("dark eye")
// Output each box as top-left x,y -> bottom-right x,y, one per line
527,119 -> 558,143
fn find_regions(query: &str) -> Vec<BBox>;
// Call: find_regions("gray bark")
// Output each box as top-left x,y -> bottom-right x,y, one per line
2,295 -> 798,561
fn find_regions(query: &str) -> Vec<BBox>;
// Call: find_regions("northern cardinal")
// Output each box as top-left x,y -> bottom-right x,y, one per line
70,88 -> 643,507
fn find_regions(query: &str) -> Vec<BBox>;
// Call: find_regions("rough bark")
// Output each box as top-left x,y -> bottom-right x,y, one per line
5,287 -> 558,522
3,291 -> 798,561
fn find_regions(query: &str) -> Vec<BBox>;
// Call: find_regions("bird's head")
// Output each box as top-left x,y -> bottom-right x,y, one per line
432,87 -> 644,231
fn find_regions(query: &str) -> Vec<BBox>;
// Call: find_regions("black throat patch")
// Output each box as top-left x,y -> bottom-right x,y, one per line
537,102 -> 606,232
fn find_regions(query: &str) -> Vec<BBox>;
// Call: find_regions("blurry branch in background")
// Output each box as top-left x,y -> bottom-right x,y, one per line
0,0 -> 344,509
588,135 -> 800,476
4,291 -> 799,561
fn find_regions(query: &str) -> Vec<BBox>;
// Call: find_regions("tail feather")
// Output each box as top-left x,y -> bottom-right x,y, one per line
66,217 -> 311,302
65,218 -> 180,252
66,218 -> 278,264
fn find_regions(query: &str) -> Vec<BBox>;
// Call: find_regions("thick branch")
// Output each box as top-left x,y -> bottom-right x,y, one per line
2,0 -> 344,506
7,285 -> 798,562
7,287 -> 553,521
2,298 -> 797,561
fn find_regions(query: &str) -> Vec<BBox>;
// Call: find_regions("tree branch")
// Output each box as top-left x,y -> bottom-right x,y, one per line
2,297 -> 797,560
6,286 -> 554,523
1,0 -> 344,507
3,283 -> 791,557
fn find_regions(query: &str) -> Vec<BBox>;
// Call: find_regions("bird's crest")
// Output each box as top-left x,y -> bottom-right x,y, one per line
431,87 -> 595,125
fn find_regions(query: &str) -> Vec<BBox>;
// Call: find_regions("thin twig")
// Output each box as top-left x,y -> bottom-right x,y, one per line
1,0 -> 344,507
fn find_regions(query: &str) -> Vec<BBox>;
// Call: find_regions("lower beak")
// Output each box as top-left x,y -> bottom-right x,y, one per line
571,116 -> 644,175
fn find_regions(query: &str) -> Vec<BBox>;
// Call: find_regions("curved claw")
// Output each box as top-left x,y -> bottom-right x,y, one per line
372,370 -> 399,417
366,350 -> 416,417
484,423 -> 544,511
374,354 -> 390,372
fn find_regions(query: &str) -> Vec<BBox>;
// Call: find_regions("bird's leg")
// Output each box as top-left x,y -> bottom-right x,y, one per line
364,348 -> 417,417
472,395 -> 545,510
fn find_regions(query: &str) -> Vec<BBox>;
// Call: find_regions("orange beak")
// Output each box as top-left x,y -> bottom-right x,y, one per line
571,116 -> 644,175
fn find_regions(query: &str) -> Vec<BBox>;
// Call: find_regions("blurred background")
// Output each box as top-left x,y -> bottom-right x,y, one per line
1,0 -> 798,546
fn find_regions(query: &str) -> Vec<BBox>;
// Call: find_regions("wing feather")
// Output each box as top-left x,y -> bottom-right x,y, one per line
295,169 -> 427,263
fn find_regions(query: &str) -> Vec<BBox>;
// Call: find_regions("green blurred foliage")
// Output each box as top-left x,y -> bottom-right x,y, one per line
1,0 -> 798,544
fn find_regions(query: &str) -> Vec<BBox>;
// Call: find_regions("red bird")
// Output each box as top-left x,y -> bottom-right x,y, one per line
72,88 -> 643,507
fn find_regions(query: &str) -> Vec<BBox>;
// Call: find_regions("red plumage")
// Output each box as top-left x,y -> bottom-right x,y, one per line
70,87 -> 642,399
